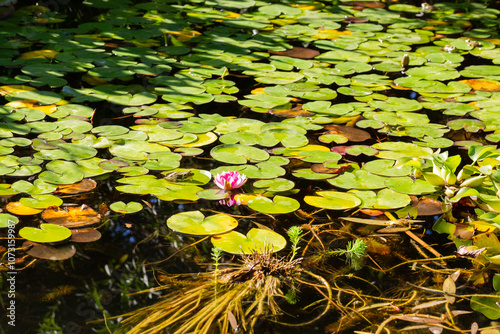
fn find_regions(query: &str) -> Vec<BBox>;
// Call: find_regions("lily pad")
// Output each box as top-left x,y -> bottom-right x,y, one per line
305,191 -> 361,210
167,211 -> 238,236
385,177 -> 441,195
19,223 -> 71,243
211,228 -> 287,254
247,195 -> 300,214
0,213 -> 19,228
110,201 -> 143,214
210,144 -> 270,164
349,189 -> 411,209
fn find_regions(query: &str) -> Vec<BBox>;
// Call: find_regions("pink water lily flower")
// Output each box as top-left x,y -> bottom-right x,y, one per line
214,171 -> 247,191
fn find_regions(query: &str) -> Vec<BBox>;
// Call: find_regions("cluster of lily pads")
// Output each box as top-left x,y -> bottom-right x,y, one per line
2,0 -> 500,322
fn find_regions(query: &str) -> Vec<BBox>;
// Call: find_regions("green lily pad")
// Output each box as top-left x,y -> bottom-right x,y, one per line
210,144 -> 270,165
211,228 -> 286,255
385,177 -> 441,195
253,178 -> 295,192
328,170 -> 387,190
373,142 -> 433,159
349,189 -> 411,209
362,159 -> 412,177
304,191 -> 361,210
248,195 -> 300,214
109,201 -> 143,214
0,213 -> 19,228
20,194 -> 63,209
167,210 -> 238,236
19,223 -> 71,243
447,119 -> 485,133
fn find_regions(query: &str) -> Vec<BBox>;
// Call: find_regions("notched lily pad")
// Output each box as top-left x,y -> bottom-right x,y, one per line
110,201 -> 143,214
247,195 -> 300,214
211,228 -> 286,255
305,191 -> 361,210
167,210 -> 238,236
19,223 -> 71,243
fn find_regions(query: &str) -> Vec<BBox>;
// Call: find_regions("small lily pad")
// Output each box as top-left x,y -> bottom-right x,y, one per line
110,201 -> 143,214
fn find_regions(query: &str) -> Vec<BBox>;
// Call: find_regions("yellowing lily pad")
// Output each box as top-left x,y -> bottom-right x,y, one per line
167,210 -> 238,236
211,228 -> 286,254
19,223 -> 71,243
305,191 -> 361,210
6,201 -> 43,215
349,189 -> 411,209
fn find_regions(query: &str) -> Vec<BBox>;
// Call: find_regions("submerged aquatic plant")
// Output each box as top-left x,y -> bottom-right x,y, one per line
116,248 -> 330,334
328,239 -> 367,271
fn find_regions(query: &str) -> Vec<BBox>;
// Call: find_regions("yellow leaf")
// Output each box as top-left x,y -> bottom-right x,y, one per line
6,202 -> 43,215
224,11 -> 241,18
292,3 -> 324,10
5,100 -> 57,114
163,29 -> 201,42
0,85 -> 36,96
472,221 -> 498,233
250,88 -> 266,95
18,50 -> 59,60
311,29 -> 352,40
460,79 -> 500,92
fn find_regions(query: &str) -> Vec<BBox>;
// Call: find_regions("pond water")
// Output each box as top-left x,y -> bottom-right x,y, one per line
1,0 -> 500,333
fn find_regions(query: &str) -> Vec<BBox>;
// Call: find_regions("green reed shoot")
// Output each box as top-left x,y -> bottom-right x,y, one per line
287,226 -> 303,261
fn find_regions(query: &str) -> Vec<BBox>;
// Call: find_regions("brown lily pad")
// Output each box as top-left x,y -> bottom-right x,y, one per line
56,179 -> 97,194
70,228 -> 102,243
268,104 -> 314,118
322,125 -> 371,142
24,241 -> 76,260
311,163 -> 352,174
268,47 -> 320,59
411,197 -> 443,216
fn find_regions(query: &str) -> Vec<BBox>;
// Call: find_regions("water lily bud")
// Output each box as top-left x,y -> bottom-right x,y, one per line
445,187 -> 455,197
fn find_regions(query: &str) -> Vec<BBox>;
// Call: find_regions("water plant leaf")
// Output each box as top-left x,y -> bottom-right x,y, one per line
20,195 -> 63,209
211,228 -> 286,254
210,144 -> 270,164
167,211 -> 238,236
25,242 -> 76,260
304,191 -> 361,210
19,223 -> 71,243
252,178 -> 295,192
362,159 -> 412,177
6,202 -> 43,215
247,195 -> 300,214
328,170 -> 387,190
349,189 -> 411,209
110,201 -> 143,214
41,205 -> 101,228
385,177 -> 441,195
56,179 -> 97,194
0,213 -> 19,228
